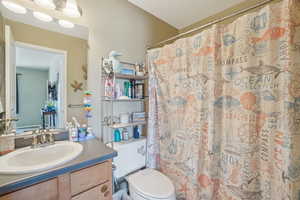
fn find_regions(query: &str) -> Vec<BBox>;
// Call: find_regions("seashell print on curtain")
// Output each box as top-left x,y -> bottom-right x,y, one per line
147,0 -> 300,199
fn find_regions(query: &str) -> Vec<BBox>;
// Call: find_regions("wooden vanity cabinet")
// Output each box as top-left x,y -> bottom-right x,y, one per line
70,160 -> 112,200
71,183 -> 111,200
0,178 -> 59,200
0,160 -> 112,200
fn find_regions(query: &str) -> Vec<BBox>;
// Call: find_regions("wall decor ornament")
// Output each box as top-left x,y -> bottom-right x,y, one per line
70,80 -> 83,92
82,65 -> 87,80
83,91 -> 92,118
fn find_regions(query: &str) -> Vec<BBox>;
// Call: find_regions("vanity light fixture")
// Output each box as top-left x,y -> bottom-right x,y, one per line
58,19 -> 74,28
33,11 -> 53,22
2,0 -> 27,14
34,0 -> 55,10
63,0 -> 81,18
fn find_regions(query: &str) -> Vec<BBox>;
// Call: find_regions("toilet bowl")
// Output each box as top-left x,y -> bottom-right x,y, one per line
110,138 -> 176,200
127,168 -> 176,200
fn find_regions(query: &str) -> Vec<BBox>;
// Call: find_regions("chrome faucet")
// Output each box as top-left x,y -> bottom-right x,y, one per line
31,129 -> 55,148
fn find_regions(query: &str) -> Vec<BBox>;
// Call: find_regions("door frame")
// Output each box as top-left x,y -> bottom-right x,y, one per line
5,25 -> 14,120
15,41 -> 68,128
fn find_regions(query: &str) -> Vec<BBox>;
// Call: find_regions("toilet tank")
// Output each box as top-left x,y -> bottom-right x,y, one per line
112,138 -> 146,179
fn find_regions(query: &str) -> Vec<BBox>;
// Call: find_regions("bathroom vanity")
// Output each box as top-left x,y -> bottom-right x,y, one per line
0,139 -> 117,200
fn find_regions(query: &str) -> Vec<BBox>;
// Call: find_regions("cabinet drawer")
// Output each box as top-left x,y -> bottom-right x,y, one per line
72,183 -> 111,200
71,161 -> 110,196
0,178 -> 58,200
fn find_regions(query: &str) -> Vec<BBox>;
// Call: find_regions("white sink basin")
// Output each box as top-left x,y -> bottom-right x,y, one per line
0,141 -> 83,174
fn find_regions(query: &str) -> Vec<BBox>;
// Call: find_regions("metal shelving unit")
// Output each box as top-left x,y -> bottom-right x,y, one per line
102,96 -> 148,102
107,121 -> 147,129
100,57 -> 148,143
114,73 -> 148,80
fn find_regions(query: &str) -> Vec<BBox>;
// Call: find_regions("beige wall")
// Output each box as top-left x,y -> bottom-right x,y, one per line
76,0 -> 178,138
4,19 -> 88,123
78,0 -> 177,61
180,0 -> 281,34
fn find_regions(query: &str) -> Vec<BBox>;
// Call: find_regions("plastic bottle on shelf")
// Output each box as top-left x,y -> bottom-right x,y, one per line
115,83 -> 122,99
114,129 -> 121,142
133,126 -> 140,139
124,81 -> 130,97
128,82 -> 132,98
122,128 -> 129,141
130,80 -> 136,98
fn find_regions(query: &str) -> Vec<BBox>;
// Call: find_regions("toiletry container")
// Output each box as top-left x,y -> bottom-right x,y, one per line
114,129 -> 121,142
124,81 -> 130,97
128,82 -> 132,98
133,126 -> 140,139
112,138 -> 175,200
115,83 -> 122,99
0,134 -> 15,155
122,128 -> 129,141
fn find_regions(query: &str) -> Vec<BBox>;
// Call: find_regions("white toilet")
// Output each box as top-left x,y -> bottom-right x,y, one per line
111,138 -> 176,200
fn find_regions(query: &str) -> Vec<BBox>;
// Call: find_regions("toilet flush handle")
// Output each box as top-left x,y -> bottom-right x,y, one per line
137,145 -> 146,156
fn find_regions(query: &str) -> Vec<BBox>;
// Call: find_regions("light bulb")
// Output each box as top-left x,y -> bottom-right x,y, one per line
34,0 -> 56,10
2,0 -> 27,14
33,11 -> 53,22
58,20 -> 74,28
63,0 -> 81,18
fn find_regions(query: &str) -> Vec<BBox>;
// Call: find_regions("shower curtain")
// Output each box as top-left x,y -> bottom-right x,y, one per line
147,0 -> 300,199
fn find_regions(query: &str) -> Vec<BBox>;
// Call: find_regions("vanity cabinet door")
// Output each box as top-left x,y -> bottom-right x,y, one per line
70,161 -> 111,196
71,182 -> 111,200
0,178 -> 58,200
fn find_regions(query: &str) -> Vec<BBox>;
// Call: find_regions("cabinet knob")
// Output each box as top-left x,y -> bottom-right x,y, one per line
101,185 -> 108,193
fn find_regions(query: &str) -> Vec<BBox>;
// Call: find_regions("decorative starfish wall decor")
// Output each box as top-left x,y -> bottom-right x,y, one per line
71,80 -> 83,92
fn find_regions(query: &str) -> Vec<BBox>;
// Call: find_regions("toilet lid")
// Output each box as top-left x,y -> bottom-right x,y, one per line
128,169 -> 174,199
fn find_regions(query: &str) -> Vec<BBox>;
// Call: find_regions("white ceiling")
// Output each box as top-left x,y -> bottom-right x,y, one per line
16,46 -> 62,69
128,0 -> 246,29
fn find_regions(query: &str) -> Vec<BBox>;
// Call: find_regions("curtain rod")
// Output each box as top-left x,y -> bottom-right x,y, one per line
147,0 -> 276,50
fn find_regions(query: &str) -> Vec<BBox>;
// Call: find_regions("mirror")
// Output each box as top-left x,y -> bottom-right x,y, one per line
0,13 -> 89,136
14,44 -> 66,133
3,25 -> 67,134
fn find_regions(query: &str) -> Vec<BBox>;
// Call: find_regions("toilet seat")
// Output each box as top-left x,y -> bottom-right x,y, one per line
127,168 -> 175,200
